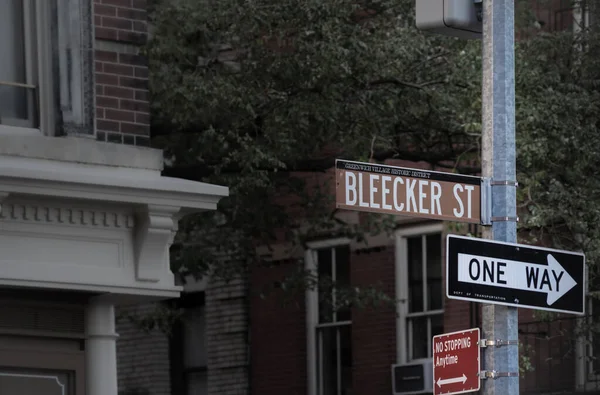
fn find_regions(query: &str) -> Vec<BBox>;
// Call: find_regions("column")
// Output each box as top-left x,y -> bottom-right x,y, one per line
85,299 -> 119,395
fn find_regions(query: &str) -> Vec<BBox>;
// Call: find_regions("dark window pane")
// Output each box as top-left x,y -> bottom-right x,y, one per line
340,325 -> 352,395
318,248 -> 333,279
318,248 -> 333,323
318,325 -> 352,395
426,233 -> 443,311
335,246 -> 350,287
431,314 -> 444,339
408,236 -> 423,313
0,0 -> 31,125
183,306 -> 207,368
593,299 -> 600,375
319,326 -> 338,395
336,245 -> 351,322
186,370 -> 207,395
410,317 -> 428,360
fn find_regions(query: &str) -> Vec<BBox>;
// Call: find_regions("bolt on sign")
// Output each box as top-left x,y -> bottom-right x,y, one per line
335,159 -> 483,224
432,328 -> 481,395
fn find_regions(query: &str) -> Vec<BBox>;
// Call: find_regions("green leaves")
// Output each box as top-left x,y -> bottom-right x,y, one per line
149,0 -> 600,303
515,21 -> 600,291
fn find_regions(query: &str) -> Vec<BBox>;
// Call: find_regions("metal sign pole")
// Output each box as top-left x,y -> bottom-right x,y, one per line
480,0 -> 519,394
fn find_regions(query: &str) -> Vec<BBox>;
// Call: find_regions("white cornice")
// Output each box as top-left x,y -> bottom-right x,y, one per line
0,155 -> 228,210
0,146 -> 228,302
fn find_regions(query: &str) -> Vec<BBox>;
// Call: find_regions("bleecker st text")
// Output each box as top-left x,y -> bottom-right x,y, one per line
344,172 -> 476,219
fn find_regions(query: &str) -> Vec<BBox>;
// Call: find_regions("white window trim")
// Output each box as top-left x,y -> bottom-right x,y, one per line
395,223 -> 444,364
0,0 -> 94,137
36,0 -> 56,135
305,238 -> 350,395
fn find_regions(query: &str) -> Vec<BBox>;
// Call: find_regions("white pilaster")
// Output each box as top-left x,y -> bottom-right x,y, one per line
86,299 -> 119,395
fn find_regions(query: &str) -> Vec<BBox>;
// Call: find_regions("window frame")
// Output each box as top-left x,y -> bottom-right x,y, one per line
584,296 -> 600,382
168,292 -> 208,395
395,223 -> 444,364
305,238 -> 351,395
0,0 -> 94,137
0,0 -> 55,136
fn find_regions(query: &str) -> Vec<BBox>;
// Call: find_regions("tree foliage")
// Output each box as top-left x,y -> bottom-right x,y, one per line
148,0 -> 481,283
147,0 -> 600,310
516,3 -> 600,295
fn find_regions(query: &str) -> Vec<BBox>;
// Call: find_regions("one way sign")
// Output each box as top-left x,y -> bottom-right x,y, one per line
447,235 -> 585,315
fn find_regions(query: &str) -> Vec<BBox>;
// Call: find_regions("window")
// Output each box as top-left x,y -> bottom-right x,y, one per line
0,0 -> 45,131
583,267 -> 600,388
170,293 -> 208,395
530,0 -> 574,32
306,241 -> 352,395
0,0 -> 93,136
396,225 -> 444,363
585,297 -> 600,381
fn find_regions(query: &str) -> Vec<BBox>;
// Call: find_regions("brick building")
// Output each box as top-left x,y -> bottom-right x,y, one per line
0,0 -> 227,393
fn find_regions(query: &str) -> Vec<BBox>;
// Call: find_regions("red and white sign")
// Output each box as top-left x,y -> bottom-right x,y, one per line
432,328 -> 480,395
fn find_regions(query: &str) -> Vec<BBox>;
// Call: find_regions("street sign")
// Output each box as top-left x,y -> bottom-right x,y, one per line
335,160 -> 483,224
432,328 -> 480,395
447,235 -> 585,315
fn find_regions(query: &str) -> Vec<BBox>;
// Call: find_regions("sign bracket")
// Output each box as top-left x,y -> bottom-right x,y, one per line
479,371 -> 519,380
480,177 -> 492,226
479,339 -> 518,348
490,216 -> 519,223
490,180 -> 518,187
482,178 -> 520,224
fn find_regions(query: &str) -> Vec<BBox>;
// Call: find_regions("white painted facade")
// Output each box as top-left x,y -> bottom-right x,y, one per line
0,136 -> 228,394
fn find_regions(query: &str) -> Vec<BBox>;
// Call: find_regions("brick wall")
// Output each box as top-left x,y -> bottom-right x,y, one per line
351,247 -> 396,395
250,261 -> 307,395
116,303 -> 171,395
250,247 -> 396,395
206,277 -> 249,395
93,0 -> 150,146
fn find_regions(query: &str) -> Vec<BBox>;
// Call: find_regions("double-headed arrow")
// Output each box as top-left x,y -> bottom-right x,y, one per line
457,253 -> 577,305
436,374 -> 467,388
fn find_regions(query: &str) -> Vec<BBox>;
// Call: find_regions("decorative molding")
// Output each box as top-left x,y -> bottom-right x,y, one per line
0,193 -> 9,215
0,203 -> 134,229
134,205 -> 180,282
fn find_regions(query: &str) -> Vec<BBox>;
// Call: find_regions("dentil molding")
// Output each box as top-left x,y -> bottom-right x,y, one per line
0,150 -> 228,300
0,201 -> 135,229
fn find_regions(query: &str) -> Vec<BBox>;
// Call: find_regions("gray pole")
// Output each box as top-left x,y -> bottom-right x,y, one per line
481,0 -> 519,394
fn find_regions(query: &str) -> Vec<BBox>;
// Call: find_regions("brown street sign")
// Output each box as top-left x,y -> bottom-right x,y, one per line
335,159 -> 483,224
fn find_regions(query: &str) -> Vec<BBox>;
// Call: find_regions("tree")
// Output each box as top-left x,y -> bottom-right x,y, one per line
148,0 -> 600,318
516,3 -> 600,296
145,0 -> 600,375
147,0 -> 482,289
